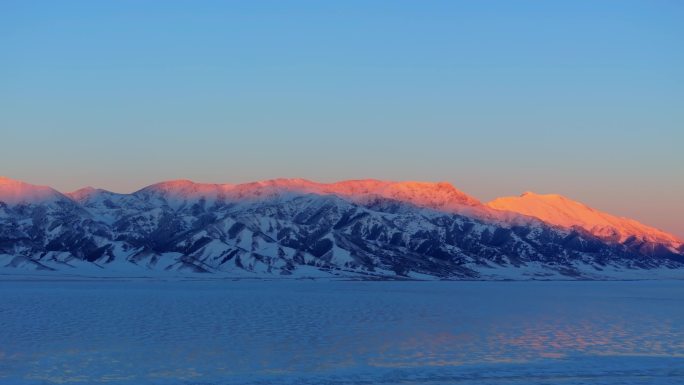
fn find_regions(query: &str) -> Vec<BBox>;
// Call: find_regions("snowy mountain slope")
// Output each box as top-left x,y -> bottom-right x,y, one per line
487,192 -> 682,256
1,177 -> 682,279
133,178 -> 482,212
0,176 -> 70,206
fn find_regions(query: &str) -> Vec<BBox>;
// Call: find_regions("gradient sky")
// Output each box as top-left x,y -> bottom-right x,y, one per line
1,1 -> 682,237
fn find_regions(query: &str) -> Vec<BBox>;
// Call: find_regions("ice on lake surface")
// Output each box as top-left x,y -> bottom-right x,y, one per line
1,279 -> 683,385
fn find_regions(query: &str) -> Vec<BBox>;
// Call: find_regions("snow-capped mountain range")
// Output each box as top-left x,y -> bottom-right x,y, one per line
1,176 -> 682,279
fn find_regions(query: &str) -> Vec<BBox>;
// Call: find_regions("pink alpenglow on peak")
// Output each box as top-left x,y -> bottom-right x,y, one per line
321,179 -> 482,208
66,186 -> 112,201
138,179 -> 235,198
487,191 -> 682,247
0,176 -> 65,205
0,176 -> 680,250
137,178 -> 483,213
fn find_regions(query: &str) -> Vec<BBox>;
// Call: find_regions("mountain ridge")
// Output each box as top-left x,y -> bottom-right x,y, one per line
1,176 -> 682,279
487,191 -> 681,247
5,176 -> 681,245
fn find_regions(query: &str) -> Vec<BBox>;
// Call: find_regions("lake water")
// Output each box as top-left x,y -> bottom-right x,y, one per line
1,279 -> 683,384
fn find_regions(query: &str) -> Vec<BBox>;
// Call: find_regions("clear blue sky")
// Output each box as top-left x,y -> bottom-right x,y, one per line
1,1 -> 682,236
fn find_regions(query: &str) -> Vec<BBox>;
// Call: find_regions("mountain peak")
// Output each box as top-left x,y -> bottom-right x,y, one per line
488,192 -> 681,246
145,179 -> 199,190
66,186 -> 120,202
130,178 -> 482,211
520,191 -> 569,200
254,178 -> 482,209
0,176 -> 23,185
323,179 -> 481,208
139,179 -> 232,193
0,177 -> 65,205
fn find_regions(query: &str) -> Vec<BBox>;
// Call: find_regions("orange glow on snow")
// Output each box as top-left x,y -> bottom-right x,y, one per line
0,176 -> 60,204
2,175 -> 681,249
487,192 -> 682,245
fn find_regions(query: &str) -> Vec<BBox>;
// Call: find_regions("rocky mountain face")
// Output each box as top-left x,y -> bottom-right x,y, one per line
0,176 -> 682,279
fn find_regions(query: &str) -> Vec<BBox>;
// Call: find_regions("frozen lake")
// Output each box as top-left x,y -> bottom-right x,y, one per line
1,279 -> 683,384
